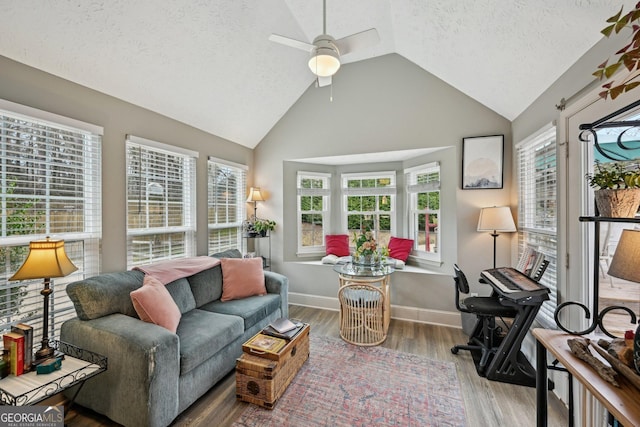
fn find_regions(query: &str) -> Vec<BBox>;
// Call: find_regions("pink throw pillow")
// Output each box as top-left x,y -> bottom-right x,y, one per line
130,275 -> 181,333
220,257 -> 266,302
325,234 -> 350,257
388,237 -> 414,262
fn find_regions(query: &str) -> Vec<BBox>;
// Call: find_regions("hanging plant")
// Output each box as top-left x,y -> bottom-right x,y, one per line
594,2 -> 640,99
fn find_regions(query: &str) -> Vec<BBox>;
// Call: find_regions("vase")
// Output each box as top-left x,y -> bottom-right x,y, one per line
594,188 -> 640,218
354,254 -> 378,266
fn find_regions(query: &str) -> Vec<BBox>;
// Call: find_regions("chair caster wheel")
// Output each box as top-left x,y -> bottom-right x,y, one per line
451,347 -> 458,354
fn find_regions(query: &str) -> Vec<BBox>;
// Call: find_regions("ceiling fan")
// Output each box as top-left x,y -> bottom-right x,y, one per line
269,0 -> 379,87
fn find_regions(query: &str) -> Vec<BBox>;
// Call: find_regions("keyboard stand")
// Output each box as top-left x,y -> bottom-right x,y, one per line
483,299 -> 540,387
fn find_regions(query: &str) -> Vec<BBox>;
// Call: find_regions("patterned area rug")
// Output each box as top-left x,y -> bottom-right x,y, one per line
233,335 -> 467,426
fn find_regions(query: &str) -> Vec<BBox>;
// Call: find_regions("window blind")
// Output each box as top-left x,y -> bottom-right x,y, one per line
126,136 -> 196,267
207,157 -> 247,254
516,125 -> 558,328
0,105 -> 102,347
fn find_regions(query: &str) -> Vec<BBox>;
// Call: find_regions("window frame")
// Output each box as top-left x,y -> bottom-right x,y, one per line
0,98 -> 102,346
207,156 -> 247,254
125,135 -> 197,268
341,171 -> 396,249
405,162 -> 441,263
297,171 -> 331,255
516,124 -> 558,328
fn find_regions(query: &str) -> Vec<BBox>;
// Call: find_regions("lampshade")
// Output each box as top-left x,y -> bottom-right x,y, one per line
246,187 -> 266,203
477,206 -> 517,233
9,237 -> 78,281
308,47 -> 340,77
608,229 -> 640,283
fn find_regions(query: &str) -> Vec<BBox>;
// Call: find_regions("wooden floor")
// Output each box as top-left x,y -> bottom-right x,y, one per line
65,305 -> 568,427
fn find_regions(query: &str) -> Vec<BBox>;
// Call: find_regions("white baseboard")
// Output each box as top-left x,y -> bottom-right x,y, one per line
288,292 -> 462,329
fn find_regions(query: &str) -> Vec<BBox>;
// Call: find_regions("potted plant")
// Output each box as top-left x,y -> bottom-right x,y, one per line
586,161 -> 640,217
253,219 -> 276,236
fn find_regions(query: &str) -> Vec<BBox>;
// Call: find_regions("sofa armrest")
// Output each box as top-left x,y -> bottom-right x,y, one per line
264,271 -> 288,318
61,314 -> 180,427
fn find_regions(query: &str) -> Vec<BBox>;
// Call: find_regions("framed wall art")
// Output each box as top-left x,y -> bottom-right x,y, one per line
461,134 -> 504,189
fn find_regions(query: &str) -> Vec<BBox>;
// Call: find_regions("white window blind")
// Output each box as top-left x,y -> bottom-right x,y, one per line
297,172 -> 331,254
342,172 -> 396,248
126,136 -> 197,267
0,103 -> 102,348
207,157 -> 247,254
516,125 -> 558,328
406,162 -> 441,261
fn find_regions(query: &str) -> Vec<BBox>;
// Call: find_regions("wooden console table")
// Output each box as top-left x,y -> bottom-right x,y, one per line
533,328 -> 640,427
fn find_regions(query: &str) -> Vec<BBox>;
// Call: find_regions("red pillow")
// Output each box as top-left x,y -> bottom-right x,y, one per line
325,234 -> 350,257
220,257 -> 266,301
388,237 -> 414,262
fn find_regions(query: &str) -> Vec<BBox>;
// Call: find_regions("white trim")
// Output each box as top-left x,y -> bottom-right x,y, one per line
127,134 -> 199,158
341,171 -> 396,179
288,292 -> 461,328
404,161 -> 439,174
207,156 -> 248,170
0,98 -> 103,135
516,122 -> 555,148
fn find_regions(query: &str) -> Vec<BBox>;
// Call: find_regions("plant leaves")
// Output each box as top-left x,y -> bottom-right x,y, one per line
615,13 -> 631,33
616,42 -> 632,54
610,84 -> 626,99
601,23 -> 616,37
598,90 -> 609,99
607,6 -> 623,23
625,81 -> 640,91
604,62 -> 622,78
593,69 -> 605,79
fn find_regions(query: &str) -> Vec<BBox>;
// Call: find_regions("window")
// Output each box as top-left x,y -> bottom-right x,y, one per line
342,172 -> 395,248
0,99 -> 102,345
516,125 -> 557,327
406,162 -> 440,262
297,172 -> 331,254
126,135 -> 197,267
208,157 -> 247,254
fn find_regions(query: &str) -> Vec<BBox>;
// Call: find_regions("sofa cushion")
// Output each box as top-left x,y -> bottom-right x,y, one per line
165,277 -> 197,314
220,257 -> 266,301
176,309 -> 244,374
130,275 -> 182,333
67,271 -> 144,320
202,294 -> 281,330
188,266 -> 223,308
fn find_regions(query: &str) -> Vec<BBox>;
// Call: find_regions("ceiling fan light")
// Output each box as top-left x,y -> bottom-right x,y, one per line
308,48 -> 340,77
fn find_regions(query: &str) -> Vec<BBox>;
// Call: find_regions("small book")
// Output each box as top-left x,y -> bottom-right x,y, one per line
269,317 -> 298,333
262,323 -> 303,340
3,332 -> 24,376
12,323 -> 33,372
243,333 -> 287,355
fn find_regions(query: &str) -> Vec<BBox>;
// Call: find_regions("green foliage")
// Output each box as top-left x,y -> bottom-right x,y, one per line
586,161 -> 640,189
594,4 -> 640,99
253,219 -> 276,233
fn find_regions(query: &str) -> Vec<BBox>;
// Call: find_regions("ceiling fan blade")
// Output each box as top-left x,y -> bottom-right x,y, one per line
317,76 -> 332,87
335,28 -> 379,56
269,34 -> 315,53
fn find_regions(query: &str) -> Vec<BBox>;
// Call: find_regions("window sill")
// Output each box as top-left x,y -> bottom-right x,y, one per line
288,260 -> 446,275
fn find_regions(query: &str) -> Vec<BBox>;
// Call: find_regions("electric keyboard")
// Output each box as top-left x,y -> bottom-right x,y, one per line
481,267 -> 550,304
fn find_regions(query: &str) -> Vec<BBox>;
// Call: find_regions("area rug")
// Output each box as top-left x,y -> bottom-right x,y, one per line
233,335 -> 467,427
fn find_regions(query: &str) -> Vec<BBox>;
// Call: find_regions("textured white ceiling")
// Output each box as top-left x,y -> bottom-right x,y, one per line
0,0 -> 634,148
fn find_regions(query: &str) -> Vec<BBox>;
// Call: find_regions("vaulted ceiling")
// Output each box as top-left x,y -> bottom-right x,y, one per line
0,1 -> 634,148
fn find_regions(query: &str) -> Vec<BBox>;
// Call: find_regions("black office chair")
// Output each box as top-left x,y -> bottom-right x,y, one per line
450,264 -> 518,373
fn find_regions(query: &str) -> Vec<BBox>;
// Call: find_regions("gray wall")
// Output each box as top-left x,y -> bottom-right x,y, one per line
255,54 -> 513,315
0,55 -> 253,273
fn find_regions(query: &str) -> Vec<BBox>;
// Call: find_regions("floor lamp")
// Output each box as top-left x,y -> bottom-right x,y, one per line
9,237 -> 78,362
477,206 -> 517,269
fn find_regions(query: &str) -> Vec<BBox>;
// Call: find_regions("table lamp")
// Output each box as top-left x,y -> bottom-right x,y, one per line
246,187 -> 266,220
477,206 -> 517,269
9,237 -> 78,362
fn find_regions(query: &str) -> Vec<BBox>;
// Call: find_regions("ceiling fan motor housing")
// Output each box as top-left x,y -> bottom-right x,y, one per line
308,35 -> 340,77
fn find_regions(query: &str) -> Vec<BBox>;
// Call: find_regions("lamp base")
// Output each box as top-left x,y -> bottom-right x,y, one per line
34,345 -> 55,362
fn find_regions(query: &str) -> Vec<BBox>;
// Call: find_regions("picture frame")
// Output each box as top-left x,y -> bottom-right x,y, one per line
461,135 -> 504,189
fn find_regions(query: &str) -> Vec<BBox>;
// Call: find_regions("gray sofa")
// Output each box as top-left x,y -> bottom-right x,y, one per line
60,250 -> 288,427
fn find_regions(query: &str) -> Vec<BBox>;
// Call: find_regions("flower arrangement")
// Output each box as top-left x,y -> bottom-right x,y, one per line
354,228 -> 377,256
586,161 -> 640,189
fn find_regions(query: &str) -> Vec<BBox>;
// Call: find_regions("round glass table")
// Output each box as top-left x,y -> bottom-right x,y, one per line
333,263 -> 394,345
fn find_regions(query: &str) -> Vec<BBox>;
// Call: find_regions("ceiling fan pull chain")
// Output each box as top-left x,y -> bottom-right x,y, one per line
330,82 -> 333,102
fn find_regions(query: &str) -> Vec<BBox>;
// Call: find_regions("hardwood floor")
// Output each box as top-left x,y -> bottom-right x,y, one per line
65,305 -> 568,426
